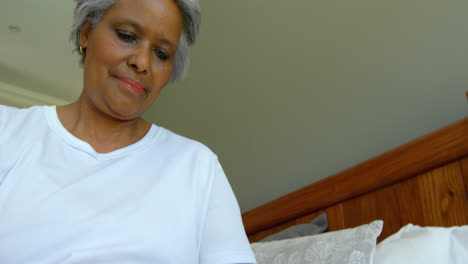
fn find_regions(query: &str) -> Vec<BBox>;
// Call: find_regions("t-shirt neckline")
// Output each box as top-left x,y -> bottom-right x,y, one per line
44,105 -> 160,160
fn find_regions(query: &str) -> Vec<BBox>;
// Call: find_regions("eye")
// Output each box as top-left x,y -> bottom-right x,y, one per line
115,30 -> 137,44
154,49 -> 169,61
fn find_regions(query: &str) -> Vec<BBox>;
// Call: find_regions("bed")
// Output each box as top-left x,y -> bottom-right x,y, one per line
242,113 -> 468,263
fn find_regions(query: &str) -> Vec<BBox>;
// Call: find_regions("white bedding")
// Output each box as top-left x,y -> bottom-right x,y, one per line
251,220 -> 382,264
250,222 -> 468,264
374,224 -> 468,264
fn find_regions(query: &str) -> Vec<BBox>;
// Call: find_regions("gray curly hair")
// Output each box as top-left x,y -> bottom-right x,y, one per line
69,0 -> 201,84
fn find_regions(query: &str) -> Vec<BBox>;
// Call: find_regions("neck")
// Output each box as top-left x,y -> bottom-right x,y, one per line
57,97 -> 151,153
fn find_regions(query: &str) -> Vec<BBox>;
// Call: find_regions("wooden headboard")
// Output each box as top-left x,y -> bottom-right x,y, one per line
242,116 -> 468,242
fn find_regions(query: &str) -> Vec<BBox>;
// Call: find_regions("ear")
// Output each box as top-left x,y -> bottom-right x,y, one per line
79,20 -> 91,48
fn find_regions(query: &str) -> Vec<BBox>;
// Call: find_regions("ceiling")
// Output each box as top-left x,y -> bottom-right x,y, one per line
1,0 -> 467,212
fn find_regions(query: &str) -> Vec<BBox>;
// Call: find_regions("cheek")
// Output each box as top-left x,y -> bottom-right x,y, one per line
145,67 -> 171,105
152,60 -> 174,83
83,36 -> 123,98
93,36 -> 123,69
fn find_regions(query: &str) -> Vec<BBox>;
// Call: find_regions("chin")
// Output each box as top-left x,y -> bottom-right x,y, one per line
104,103 -> 144,121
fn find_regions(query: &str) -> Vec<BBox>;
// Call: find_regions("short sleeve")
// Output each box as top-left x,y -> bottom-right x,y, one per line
199,161 -> 256,264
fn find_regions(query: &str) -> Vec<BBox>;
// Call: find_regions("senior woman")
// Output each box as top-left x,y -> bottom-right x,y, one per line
0,0 -> 256,263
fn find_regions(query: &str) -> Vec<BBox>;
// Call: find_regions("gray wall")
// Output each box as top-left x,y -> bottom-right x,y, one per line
143,0 -> 468,211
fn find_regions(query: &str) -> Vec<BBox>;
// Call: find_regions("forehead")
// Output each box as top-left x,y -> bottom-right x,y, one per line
102,0 -> 183,37
109,0 -> 179,13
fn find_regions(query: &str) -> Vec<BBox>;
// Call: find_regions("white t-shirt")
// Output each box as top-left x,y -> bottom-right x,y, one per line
0,105 -> 256,264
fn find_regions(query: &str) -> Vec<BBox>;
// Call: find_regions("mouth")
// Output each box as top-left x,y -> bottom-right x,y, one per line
116,77 -> 146,94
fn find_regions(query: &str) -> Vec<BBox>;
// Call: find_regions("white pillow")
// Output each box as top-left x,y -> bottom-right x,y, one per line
251,220 -> 383,264
374,224 -> 468,264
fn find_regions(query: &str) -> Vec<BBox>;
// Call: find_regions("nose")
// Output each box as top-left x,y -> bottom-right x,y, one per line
128,45 -> 150,74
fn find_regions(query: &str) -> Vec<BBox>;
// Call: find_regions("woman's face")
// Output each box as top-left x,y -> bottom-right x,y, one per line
80,0 -> 183,120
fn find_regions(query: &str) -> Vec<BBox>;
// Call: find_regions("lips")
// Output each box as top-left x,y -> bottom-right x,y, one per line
117,77 -> 146,94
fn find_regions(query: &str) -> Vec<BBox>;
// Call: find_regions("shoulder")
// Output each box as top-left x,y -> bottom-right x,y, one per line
154,125 -> 218,160
0,104 -> 47,132
0,105 -> 50,171
0,104 -> 24,120
146,125 -> 223,185
0,104 -> 46,119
